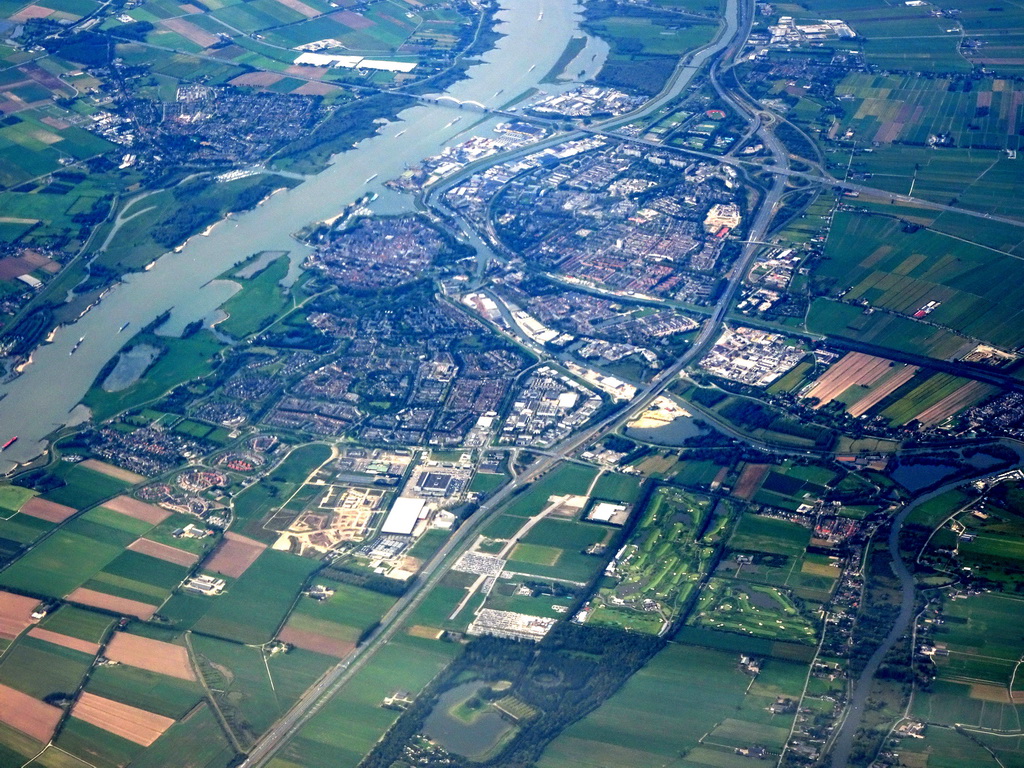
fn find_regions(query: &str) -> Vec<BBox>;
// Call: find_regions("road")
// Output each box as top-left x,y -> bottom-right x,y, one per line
240,3 -> 784,765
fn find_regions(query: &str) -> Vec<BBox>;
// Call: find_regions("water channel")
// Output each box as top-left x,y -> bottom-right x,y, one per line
0,0 -> 611,472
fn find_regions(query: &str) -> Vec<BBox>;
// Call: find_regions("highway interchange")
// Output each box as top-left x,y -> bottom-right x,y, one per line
240,0 -> 1024,763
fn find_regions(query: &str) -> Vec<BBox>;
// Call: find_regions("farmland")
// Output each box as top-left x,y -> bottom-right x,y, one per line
190,550 -> 318,643
813,210 -> 1024,350
538,642 -> 807,768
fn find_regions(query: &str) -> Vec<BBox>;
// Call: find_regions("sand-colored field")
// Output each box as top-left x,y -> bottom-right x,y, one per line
292,81 -> 341,96
160,17 -> 221,47
204,532 -> 266,578
847,365 -> 919,418
914,381 -> 997,427
733,464 -> 769,500
285,64 -> 327,79
10,4 -> 54,21
969,682 -> 1011,703
330,8 -> 373,27
278,626 -> 355,659
103,496 -> 170,525
105,632 -> 197,681
127,537 -> 199,567
79,459 -> 147,484
803,353 -> 893,409
72,692 -> 175,746
230,72 -> 284,87
407,625 -> 443,639
0,683 -> 62,742
27,627 -> 101,655
801,560 -> 841,579
67,588 -> 157,620
0,590 -> 39,640
18,497 -> 76,523
273,0 -> 320,17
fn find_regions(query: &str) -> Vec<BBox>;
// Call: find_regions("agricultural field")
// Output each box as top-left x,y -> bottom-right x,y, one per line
585,487 -> 722,634
538,642 -> 807,768
269,635 -> 459,768
813,210 -> 1024,350
278,580 -> 396,657
911,593 -> 1024,733
183,549 -> 316,642
191,633 -> 334,749
586,9 -> 718,94
0,499 -> 192,617
833,74 -> 1024,150
504,517 -> 615,582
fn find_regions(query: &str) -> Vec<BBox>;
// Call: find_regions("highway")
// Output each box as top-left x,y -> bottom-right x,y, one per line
239,1 -> 786,763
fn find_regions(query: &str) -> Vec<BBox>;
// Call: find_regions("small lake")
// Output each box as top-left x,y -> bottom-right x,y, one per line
891,449 -> 1010,492
625,413 -> 715,446
101,344 -> 161,392
421,681 -> 513,760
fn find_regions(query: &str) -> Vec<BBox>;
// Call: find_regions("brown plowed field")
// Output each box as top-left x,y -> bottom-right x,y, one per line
127,537 -> 199,567
733,464 -> 769,500
72,692 -> 175,746
79,459 -> 146,484
230,72 -> 284,87
19,497 -> 76,523
803,352 -> 893,408
847,366 -> 919,418
274,0 -> 320,17
67,588 -> 157,620
27,627 -> 101,655
103,496 -> 170,525
915,381 -> 997,427
204,532 -> 266,578
0,590 -> 40,640
292,81 -> 340,96
278,626 -> 355,658
105,632 -> 196,681
0,683 -> 62,742
160,17 -> 220,47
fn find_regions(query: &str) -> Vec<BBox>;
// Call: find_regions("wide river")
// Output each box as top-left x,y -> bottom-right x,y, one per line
0,0 -> 611,472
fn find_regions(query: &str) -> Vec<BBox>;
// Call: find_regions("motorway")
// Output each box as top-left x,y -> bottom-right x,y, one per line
240,1 -> 790,764
233,0 -> 1018,764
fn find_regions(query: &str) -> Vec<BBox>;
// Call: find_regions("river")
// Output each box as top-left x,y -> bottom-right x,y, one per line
0,0 -> 610,473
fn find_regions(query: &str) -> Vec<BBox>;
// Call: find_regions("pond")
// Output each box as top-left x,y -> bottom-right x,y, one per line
100,344 -> 161,393
421,681 -> 515,760
625,412 -> 715,446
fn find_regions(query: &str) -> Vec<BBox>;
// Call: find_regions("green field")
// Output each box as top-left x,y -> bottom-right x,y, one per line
219,255 -> 293,338
728,513 -> 811,557
270,636 -> 459,768
538,643 -> 805,768
813,210 -> 1024,349
0,504 -> 179,603
192,633 -> 333,748
283,580 -> 396,644
193,549 -> 317,643
86,660 -> 204,720
0,633 -> 94,700
505,518 -> 612,581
